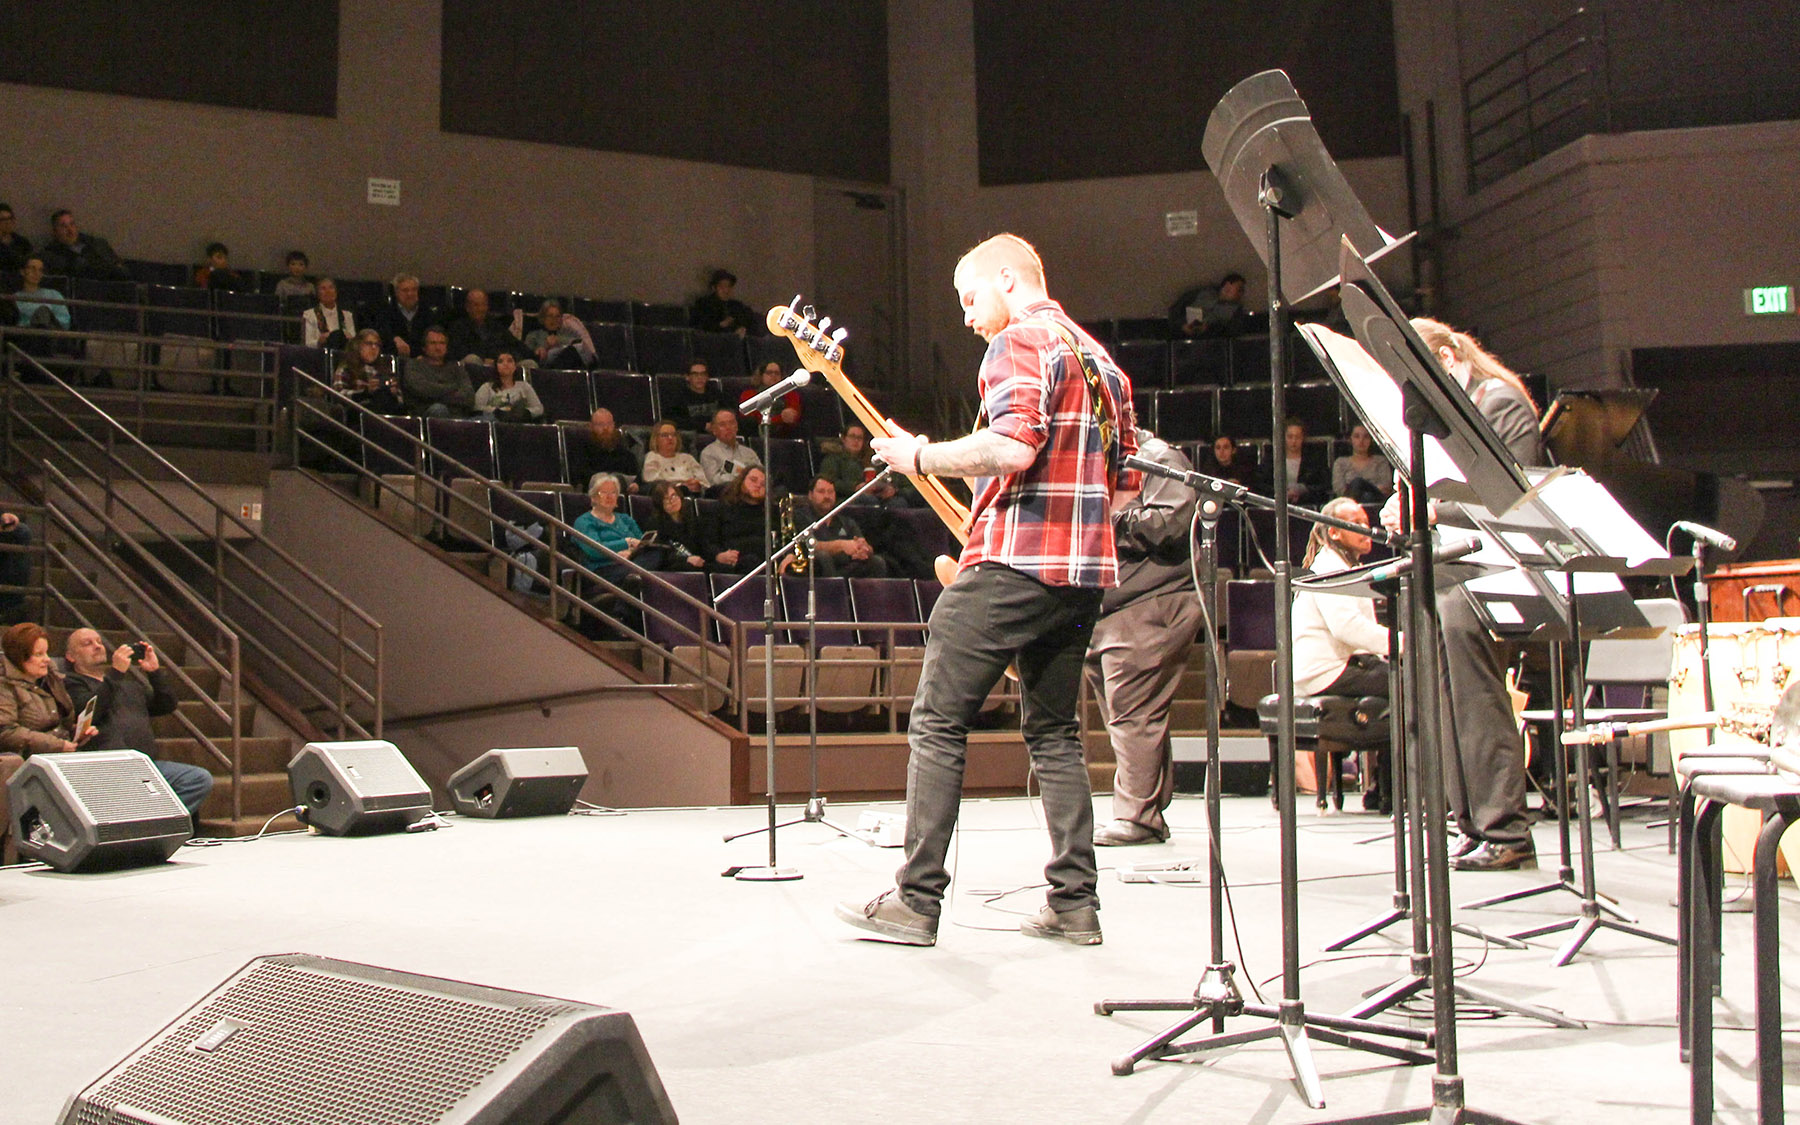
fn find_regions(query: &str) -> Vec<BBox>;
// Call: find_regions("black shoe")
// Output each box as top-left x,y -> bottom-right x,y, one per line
1451,840 -> 1538,872
835,890 -> 938,945
1020,903 -> 1103,945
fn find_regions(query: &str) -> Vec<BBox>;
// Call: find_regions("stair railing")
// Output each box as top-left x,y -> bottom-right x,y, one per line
1,344 -> 383,743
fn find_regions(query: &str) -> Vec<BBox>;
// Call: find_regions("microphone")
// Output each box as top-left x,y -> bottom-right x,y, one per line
1671,520 -> 1737,552
1361,537 -> 1483,584
739,368 -> 812,416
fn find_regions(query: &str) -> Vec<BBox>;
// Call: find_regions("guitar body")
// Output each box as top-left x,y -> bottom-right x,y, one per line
933,554 -> 961,587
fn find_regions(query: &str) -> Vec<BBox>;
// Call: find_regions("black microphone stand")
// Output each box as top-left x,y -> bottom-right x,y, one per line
720,467 -> 899,858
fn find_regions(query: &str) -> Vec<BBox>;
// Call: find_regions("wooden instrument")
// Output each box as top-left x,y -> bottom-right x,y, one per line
767,298 -> 970,586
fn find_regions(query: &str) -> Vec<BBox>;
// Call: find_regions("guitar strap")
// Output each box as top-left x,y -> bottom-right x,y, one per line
1041,319 -> 1120,482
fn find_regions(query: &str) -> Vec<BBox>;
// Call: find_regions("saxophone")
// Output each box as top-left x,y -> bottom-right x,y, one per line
779,493 -> 810,574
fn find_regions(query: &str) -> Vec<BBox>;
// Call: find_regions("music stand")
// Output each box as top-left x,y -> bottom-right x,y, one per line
1097,69 -> 1436,1110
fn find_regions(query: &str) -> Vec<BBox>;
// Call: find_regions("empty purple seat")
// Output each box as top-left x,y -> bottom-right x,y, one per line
796,385 -> 846,443
493,422 -> 564,487
691,329 -> 747,380
849,577 -> 923,651
424,416 -> 498,481
1112,339 -> 1171,389
215,290 -> 283,343
634,326 -> 694,375
361,414 -> 425,475
145,284 -> 211,338
1217,384 -> 1270,442
764,438 -> 812,495
68,277 -> 142,334
710,572 -> 778,646
781,576 -> 857,647
1155,388 -> 1217,443
1286,382 -> 1344,440
569,297 -> 631,325
914,578 -> 944,623
1172,337 -> 1232,386
747,334 -> 792,373
633,302 -> 689,328
528,368 -> 593,423
123,259 -> 191,288
592,371 -> 655,426
1226,580 -> 1276,650
643,571 -> 713,650
586,322 -> 633,370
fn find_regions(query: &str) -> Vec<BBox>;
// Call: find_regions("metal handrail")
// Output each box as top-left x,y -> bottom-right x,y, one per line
1462,6 -> 1609,191
35,495 -> 247,818
286,371 -> 740,709
0,290 -> 303,330
2,344 -> 383,739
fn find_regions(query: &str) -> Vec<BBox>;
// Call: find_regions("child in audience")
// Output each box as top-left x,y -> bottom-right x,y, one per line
473,349 -> 546,422
195,242 -> 244,290
275,250 -> 316,301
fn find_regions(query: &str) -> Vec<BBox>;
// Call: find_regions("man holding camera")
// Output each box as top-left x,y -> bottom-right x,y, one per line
62,628 -> 214,820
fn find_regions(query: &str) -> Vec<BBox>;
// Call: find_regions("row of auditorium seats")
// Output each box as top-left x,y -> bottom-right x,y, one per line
1142,381 -> 1351,445
281,344 -> 846,435
1101,333 -> 1333,389
356,415 -> 837,499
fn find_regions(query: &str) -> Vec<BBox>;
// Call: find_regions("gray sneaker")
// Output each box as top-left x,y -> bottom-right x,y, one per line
1020,903 -> 1103,945
835,890 -> 938,946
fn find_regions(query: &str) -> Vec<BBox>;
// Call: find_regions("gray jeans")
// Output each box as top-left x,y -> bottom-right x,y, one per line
897,563 -> 1103,916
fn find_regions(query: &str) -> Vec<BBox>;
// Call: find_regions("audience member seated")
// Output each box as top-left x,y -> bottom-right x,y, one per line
401,326 -> 473,417
741,360 -> 802,439
447,288 -> 525,364
274,250 -> 316,301
36,210 -> 129,281
568,408 -> 642,493
705,465 -> 778,574
1200,434 -> 1256,489
0,511 -> 32,627
572,475 -> 645,579
0,202 -> 33,273
640,419 -> 707,496
1176,273 -> 1249,338
817,424 -> 875,501
473,349 -> 545,422
1261,417 -> 1331,507
194,241 -> 246,291
1331,423 -> 1393,504
641,481 -> 708,572
61,628 -> 213,821
370,273 -> 439,358
690,268 -> 758,336
699,408 -> 762,494
301,277 -> 356,349
525,300 -> 595,369
666,362 -> 724,432
0,622 -> 94,757
333,329 -> 403,412
802,476 -> 888,578
11,256 -> 70,330
1292,497 -> 1389,701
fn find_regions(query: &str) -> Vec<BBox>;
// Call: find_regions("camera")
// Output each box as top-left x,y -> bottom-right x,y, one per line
128,642 -> 148,662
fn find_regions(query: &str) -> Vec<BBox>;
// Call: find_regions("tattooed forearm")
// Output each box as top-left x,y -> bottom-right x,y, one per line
916,431 -> 1036,478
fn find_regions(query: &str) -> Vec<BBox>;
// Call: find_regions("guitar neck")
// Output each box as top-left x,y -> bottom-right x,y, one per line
767,304 -> 972,545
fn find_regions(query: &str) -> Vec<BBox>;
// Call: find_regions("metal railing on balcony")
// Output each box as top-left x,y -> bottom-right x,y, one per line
1463,7 -> 1612,193
1,344 -> 383,746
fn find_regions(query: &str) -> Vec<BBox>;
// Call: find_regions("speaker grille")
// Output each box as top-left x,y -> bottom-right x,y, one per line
75,959 -> 580,1125
330,744 -> 430,798
57,755 -> 187,824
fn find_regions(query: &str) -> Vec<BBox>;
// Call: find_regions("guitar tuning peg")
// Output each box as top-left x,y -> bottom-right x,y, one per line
802,304 -> 817,321
788,294 -> 803,310
817,316 -> 832,332
831,327 -> 849,343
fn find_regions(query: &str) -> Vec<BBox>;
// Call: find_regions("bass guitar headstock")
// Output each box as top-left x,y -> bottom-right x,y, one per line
766,296 -> 849,377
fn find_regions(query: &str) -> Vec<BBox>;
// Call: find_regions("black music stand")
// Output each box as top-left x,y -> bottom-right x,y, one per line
1095,70 -> 1435,1110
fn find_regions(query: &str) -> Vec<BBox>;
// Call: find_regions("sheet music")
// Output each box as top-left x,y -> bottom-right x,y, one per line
1297,324 -> 1464,493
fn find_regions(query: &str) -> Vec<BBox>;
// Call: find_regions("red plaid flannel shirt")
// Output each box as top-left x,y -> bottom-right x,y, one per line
959,299 -> 1140,587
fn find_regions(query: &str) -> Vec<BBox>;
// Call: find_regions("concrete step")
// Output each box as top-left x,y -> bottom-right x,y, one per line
155,735 -> 292,777
153,698 -> 259,740
197,771 -> 296,822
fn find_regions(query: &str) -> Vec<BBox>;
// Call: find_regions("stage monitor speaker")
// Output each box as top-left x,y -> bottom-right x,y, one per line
6,749 -> 191,873
288,740 -> 432,836
448,746 -> 588,819
58,952 -> 678,1124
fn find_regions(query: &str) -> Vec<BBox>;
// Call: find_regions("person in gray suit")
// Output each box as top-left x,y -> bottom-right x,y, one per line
1085,428 -> 1204,845
1384,318 -> 1546,871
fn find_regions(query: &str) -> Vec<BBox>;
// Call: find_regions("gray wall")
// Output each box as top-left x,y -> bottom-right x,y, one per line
0,0 -> 815,310
1395,1 -> 1800,388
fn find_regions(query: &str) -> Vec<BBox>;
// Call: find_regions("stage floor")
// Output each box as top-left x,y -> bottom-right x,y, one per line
2,793 -> 1792,1123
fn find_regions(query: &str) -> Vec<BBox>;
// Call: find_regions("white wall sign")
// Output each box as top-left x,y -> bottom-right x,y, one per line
1164,210 -> 1199,237
367,177 -> 401,206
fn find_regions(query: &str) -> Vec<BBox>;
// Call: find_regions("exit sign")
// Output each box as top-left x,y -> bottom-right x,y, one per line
1743,285 -> 1794,315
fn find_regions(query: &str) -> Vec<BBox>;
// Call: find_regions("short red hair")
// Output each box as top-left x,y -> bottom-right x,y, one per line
2,622 -> 48,670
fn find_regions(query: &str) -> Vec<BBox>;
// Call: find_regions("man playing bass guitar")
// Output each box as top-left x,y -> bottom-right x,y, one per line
837,233 -> 1139,947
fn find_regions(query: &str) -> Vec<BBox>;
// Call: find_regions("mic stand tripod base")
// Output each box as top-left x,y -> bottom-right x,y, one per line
723,864 -> 803,882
